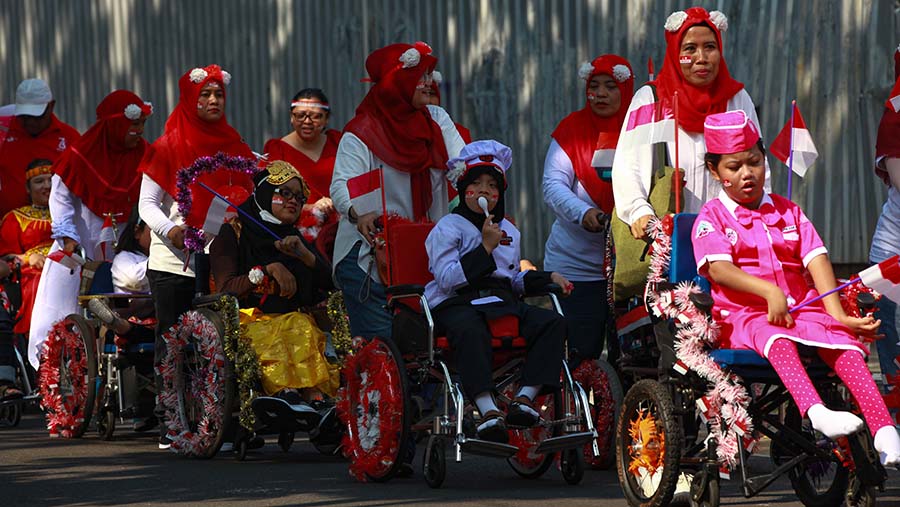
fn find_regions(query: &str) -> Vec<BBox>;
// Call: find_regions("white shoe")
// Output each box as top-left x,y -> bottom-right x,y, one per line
874,425 -> 900,467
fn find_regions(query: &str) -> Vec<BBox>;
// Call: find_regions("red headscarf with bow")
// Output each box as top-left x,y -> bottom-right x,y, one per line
140,64 -> 252,196
551,54 -> 634,213
53,89 -> 152,218
343,42 -> 450,220
650,7 -> 745,133
876,45 -> 900,184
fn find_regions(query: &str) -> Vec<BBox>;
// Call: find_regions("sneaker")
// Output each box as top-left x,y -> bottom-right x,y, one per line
506,396 -> 540,428
476,410 -> 509,443
87,298 -> 130,335
158,435 -> 172,450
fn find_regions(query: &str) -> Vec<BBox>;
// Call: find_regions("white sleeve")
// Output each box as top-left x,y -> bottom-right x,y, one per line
138,175 -> 176,238
426,220 -> 469,292
330,133 -> 372,217
427,105 -> 466,158
542,139 -> 593,225
733,89 -> 772,193
611,86 -> 656,225
48,175 -> 79,243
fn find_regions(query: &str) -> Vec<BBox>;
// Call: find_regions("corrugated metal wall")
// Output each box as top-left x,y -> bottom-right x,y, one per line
2,0 -> 897,263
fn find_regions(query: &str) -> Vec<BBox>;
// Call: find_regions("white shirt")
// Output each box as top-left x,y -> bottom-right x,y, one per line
111,249 -> 150,293
329,105 -> 465,283
138,175 -> 194,276
48,174 -> 107,261
870,157 -> 900,263
542,139 -> 606,280
612,86 -> 771,226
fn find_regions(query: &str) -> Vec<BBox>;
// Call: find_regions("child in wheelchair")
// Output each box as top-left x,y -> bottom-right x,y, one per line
425,140 -> 572,443
691,110 -> 900,466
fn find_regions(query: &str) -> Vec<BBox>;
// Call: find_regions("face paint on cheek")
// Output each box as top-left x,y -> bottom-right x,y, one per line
465,190 -> 475,198
587,93 -> 596,102
271,196 -> 285,206
723,180 -> 733,187
489,192 -> 499,203
197,102 -> 204,109
680,55 -> 692,65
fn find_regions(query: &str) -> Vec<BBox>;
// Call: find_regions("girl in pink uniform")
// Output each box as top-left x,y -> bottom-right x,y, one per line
691,110 -> 900,466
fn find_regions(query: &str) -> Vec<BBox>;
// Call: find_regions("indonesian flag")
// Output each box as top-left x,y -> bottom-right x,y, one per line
347,168 -> 383,216
769,103 -> 818,177
859,255 -> 900,304
98,215 -> 117,260
887,79 -> 900,113
617,99 -> 675,152
47,250 -> 86,271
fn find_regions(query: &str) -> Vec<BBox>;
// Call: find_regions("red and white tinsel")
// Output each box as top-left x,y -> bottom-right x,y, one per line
38,319 -> 89,438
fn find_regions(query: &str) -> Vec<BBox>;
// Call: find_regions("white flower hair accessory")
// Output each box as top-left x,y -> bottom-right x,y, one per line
665,11 -> 688,32
446,160 -> 467,186
578,61 -> 595,80
612,64 -> 632,82
399,48 -> 421,69
221,70 -> 232,85
708,10 -> 728,33
432,70 -> 443,85
124,104 -> 143,120
189,68 -> 208,84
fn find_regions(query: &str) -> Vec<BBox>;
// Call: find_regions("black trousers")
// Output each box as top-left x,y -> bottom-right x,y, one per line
559,280 -> 615,365
147,269 -> 195,435
0,302 -> 15,383
434,302 -> 565,400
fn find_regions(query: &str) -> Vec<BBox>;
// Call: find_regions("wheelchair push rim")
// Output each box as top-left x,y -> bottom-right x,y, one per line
39,314 -> 98,438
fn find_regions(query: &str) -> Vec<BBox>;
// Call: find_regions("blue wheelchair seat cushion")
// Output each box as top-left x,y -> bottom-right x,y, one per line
709,348 -> 770,368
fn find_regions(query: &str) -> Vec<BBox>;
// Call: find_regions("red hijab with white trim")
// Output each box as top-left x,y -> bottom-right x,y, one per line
344,42 -> 449,220
876,44 -> 900,184
140,64 -> 252,196
551,54 -> 634,213
650,7 -> 744,133
53,90 -> 152,218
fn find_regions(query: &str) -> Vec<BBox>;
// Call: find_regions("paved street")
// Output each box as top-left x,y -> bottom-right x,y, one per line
3,412 -> 899,506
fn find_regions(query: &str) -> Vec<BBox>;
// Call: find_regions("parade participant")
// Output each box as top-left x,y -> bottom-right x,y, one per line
613,7 -> 767,241
138,64 -> 253,449
425,140 -> 571,443
543,54 -> 633,364
210,161 -> 337,401
0,79 -> 80,217
330,41 -> 465,340
27,90 -> 152,369
691,110 -> 900,466
870,43 -> 900,383
0,159 -> 53,336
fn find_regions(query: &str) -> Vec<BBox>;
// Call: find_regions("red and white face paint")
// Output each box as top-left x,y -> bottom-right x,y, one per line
679,55 -> 693,65
271,195 -> 285,206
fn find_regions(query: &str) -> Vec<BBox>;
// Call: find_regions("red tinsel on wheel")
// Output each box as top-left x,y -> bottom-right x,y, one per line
38,320 -> 89,438
573,360 -> 616,468
337,338 -> 405,482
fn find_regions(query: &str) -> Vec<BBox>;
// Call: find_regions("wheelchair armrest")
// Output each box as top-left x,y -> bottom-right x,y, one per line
857,292 -> 876,315
385,284 -> 425,297
689,291 -> 715,317
524,282 -> 562,297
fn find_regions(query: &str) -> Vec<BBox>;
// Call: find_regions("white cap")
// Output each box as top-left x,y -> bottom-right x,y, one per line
15,79 -> 53,116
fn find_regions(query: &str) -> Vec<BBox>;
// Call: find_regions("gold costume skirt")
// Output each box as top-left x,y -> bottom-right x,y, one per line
239,309 -> 340,396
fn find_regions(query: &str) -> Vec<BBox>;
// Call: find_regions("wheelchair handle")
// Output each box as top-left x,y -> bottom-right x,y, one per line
856,292 -> 877,316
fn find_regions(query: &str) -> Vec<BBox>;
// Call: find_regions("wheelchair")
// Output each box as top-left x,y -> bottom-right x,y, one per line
337,220 -> 598,487
612,213 -> 888,507
38,261 -> 157,440
0,261 -> 40,428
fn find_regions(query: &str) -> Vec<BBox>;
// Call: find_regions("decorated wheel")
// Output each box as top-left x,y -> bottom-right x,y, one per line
616,379 -> 682,507
158,309 -> 235,458
337,336 -> 410,482
38,314 -> 98,438
573,358 -> 623,469
505,387 -> 559,479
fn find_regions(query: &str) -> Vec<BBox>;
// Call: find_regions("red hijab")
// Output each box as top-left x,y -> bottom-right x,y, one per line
53,90 -> 152,218
650,7 -> 744,133
552,55 -> 634,213
140,64 -> 252,196
875,45 -> 900,184
344,42 -> 450,220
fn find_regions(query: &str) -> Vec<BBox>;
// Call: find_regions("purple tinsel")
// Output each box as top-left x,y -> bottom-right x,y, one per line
175,152 -> 260,252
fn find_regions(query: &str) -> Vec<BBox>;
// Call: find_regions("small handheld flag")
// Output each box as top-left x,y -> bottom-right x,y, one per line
347,168 -> 384,216
770,102 -> 818,178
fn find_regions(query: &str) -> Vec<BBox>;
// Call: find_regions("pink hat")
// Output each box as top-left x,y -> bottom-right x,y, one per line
704,110 -> 760,155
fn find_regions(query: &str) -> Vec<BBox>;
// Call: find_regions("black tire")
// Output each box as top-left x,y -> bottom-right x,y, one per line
690,472 -> 720,507
616,379 -> 683,507
561,446 -> 585,485
278,431 -> 294,452
423,435 -> 447,488
0,403 -> 21,427
97,408 -> 116,441
507,390 -> 559,479
40,314 -> 98,438
312,441 -> 341,456
235,438 -> 248,461
574,358 -> 624,470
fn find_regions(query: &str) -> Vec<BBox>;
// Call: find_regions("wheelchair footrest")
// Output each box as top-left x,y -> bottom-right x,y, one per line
534,431 -> 595,455
459,438 -> 518,458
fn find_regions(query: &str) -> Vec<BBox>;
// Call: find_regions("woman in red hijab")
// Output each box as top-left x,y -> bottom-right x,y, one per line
137,64 -> 252,449
27,90 -> 153,369
612,6 -> 768,240
542,54 -> 633,365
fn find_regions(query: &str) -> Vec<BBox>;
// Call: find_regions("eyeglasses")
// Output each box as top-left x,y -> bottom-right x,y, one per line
273,187 -> 305,203
292,111 -> 326,122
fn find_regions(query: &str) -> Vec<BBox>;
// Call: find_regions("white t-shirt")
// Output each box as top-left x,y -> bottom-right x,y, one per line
870,157 -> 900,263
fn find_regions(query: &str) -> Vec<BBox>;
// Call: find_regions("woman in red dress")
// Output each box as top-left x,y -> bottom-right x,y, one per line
0,158 -> 54,335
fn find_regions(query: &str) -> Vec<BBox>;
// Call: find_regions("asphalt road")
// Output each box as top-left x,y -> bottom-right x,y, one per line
2,412 -> 900,506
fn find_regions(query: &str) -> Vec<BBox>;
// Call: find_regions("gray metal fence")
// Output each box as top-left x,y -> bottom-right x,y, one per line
3,0 -> 897,263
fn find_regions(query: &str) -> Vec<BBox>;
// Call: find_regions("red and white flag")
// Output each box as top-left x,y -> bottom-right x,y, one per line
347,168 -> 383,216
769,104 -> 818,177
887,79 -> 900,113
859,255 -> 900,304
617,99 -> 675,152
47,250 -> 86,271
98,215 -> 117,260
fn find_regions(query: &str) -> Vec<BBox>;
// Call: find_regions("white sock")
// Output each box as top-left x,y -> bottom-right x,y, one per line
516,385 -> 540,401
807,404 -> 864,439
474,392 -> 499,416
874,426 -> 900,467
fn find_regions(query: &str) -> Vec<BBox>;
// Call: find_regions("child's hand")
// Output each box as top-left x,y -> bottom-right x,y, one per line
481,216 -> 502,253
836,314 -> 882,339
550,272 -> 574,296
765,287 -> 795,328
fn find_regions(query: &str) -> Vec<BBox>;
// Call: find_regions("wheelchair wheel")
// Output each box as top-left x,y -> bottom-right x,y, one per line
573,358 -> 623,469
158,309 -> 235,458
338,335 -> 410,482
39,314 -> 98,438
507,390 -> 559,479
560,446 -> 585,485
0,403 -> 22,427
96,408 -> 116,441
690,471 -> 720,507
617,379 -> 683,507
423,434 -> 447,488
278,431 -> 294,452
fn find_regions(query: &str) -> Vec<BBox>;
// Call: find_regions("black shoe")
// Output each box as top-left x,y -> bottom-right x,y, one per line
133,416 -> 158,433
506,396 -> 540,428
247,435 -> 265,450
396,462 -> 414,478
476,411 -> 509,443
158,435 -> 172,450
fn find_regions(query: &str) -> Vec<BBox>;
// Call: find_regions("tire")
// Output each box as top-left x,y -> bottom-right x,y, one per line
616,379 -> 683,507
97,408 -> 116,441
573,358 -> 623,470
338,336 -> 410,482
506,389 -> 559,479
690,472 -> 720,507
278,431 -> 294,452
39,314 -> 98,438
0,403 -> 21,427
561,446 -> 585,485
158,309 -> 236,459
423,435 -> 447,488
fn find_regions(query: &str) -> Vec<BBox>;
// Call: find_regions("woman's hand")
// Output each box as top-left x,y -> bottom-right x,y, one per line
836,314 -> 882,339
275,236 -> 316,267
764,286 -> 794,328
550,272 -> 574,296
630,214 -> 653,241
27,252 -> 45,270
481,216 -> 502,253
167,226 -> 186,250
62,237 -> 79,254
581,208 -> 606,233
313,197 -> 335,215
356,211 -> 380,246
266,262 -> 297,298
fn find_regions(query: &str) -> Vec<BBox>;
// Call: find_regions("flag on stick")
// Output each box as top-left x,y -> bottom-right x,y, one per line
770,102 -> 818,178
347,168 -> 383,215
98,214 -> 117,261
859,255 -> 900,304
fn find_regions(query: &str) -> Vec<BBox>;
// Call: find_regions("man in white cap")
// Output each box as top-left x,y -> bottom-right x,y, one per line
0,78 -> 80,217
